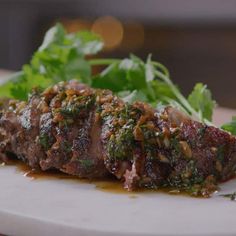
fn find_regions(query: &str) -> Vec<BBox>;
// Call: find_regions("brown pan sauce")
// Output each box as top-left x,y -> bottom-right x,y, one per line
0,159 -> 210,198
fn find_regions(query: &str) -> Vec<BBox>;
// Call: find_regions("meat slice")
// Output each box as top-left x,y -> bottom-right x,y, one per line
0,82 -> 109,178
0,95 -> 45,167
1,80 -> 236,197
99,100 -> 236,196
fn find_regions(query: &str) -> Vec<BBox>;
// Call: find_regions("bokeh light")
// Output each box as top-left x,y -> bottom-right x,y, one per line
62,19 -> 91,33
91,16 -> 124,50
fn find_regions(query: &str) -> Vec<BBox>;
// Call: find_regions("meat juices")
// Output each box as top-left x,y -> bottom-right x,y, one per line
1,80 -> 236,197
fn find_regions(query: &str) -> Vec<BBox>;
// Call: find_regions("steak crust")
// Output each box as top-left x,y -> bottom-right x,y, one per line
1,81 -> 236,196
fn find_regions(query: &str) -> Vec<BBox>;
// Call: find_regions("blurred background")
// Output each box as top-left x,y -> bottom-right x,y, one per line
0,0 -> 236,108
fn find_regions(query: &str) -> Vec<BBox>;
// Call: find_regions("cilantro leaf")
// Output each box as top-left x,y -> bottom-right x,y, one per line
221,117 -> 236,135
118,90 -> 148,104
92,63 -> 128,92
0,23 -> 103,100
92,56 -> 146,92
72,31 -> 104,55
38,23 -> 65,51
92,55 -> 177,105
0,23 -> 216,126
188,83 -> 216,121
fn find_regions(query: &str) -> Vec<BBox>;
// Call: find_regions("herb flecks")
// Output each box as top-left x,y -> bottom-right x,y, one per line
79,159 -> 94,169
222,116 -> 236,135
39,134 -> 50,150
220,192 -> 236,201
60,95 -> 95,118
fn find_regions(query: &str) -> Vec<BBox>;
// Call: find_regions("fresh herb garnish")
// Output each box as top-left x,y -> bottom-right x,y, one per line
0,23 -> 216,124
0,23 -> 103,100
188,83 -> 215,122
221,116 -> 236,135
220,192 -> 236,201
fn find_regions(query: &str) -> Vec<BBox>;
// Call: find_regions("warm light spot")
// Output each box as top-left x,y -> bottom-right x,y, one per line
91,16 -> 124,50
62,19 -> 91,33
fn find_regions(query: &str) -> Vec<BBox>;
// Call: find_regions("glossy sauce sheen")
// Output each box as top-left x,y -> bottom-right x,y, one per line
0,159 -> 204,197
1,159 -> 130,194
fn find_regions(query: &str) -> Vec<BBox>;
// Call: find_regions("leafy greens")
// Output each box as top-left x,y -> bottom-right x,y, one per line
188,83 -> 215,122
0,24 -> 103,100
0,23 -> 216,125
221,117 -> 236,135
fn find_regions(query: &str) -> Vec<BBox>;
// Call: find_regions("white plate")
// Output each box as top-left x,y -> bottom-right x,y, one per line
1,73 -> 236,236
0,164 -> 236,236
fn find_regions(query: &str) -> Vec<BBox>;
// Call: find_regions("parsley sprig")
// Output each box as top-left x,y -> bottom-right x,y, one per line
0,23 -> 216,124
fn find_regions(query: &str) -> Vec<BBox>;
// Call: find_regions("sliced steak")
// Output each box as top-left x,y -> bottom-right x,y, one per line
1,81 -> 236,196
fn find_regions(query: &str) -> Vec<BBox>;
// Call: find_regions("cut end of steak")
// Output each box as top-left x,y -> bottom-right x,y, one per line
0,81 -> 109,179
1,81 -> 236,197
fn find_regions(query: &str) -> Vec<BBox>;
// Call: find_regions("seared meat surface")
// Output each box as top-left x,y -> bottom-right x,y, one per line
1,81 -> 236,197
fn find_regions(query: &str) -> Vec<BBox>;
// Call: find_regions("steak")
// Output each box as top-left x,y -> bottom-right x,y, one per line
1,80 -> 236,197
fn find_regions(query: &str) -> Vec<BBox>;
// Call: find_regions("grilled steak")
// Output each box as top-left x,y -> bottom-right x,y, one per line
1,80 -> 236,197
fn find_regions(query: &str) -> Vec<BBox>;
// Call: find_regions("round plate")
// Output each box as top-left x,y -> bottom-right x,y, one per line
0,163 -> 236,236
1,73 -> 236,236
